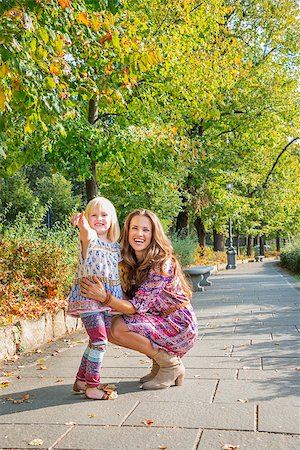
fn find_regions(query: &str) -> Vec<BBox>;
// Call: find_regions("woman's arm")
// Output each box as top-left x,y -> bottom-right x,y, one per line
80,277 -> 136,314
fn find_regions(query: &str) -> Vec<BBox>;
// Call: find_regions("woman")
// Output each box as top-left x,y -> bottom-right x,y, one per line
80,209 -> 198,390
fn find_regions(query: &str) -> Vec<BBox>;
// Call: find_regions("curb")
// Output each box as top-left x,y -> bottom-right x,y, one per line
0,308 -> 83,361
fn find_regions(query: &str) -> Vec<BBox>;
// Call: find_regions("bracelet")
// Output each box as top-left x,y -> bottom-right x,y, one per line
102,291 -> 112,306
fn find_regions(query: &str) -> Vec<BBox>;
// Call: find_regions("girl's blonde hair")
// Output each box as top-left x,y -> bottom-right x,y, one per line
120,209 -> 192,298
85,197 -> 120,242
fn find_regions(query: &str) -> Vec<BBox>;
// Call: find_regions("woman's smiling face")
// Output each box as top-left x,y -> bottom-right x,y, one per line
128,215 -> 153,260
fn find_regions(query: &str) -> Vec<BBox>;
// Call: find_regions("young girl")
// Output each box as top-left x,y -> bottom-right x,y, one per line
67,197 -> 122,400
80,208 -> 198,390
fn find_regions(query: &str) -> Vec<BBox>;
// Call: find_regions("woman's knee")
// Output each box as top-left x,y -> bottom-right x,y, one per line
110,317 -> 126,340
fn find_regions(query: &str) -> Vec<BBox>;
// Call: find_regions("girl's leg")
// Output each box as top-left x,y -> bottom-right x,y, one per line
110,316 -> 157,357
80,313 -> 107,387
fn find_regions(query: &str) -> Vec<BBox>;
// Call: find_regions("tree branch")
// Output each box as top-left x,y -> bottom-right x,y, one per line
248,137 -> 300,197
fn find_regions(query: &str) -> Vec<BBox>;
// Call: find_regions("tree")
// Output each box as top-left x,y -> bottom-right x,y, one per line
0,0 -> 159,198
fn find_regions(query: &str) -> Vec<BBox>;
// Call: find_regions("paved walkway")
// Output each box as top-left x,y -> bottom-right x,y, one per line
0,260 -> 299,449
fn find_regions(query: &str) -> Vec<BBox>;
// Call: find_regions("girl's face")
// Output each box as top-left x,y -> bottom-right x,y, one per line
128,215 -> 152,260
88,207 -> 111,239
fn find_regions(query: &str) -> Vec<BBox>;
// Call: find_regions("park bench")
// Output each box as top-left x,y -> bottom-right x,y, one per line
183,265 -> 214,292
255,255 -> 264,262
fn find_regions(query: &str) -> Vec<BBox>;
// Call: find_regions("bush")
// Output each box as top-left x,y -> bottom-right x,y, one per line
0,209 -> 78,325
280,246 -> 300,274
171,233 -> 198,267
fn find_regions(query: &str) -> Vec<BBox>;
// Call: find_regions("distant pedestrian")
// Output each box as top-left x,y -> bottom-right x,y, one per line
80,208 -> 198,390
67,197 -> 121,400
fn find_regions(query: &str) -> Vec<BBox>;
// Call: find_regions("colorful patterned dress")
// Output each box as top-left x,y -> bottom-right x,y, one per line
122,260 -> 198,357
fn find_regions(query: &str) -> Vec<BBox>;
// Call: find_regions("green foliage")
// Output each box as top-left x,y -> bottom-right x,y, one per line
170,232 -> 198,268
280,244 -> 300,275
0,174 -> 44,224
0,168 -> 82,226
35,173 -> 82,224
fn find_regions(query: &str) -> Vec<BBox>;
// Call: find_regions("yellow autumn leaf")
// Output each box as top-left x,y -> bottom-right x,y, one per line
0,62 -> 9,77
58,0 -> 72,9
24,122 -> 36,133
0,90 -> 6,111
77,12 -> 91,27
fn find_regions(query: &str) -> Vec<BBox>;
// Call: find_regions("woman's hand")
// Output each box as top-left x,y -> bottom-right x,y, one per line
80,276 -> 106,302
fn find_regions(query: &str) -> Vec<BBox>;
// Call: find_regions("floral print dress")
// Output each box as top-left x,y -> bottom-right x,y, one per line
122,260 -> 198,357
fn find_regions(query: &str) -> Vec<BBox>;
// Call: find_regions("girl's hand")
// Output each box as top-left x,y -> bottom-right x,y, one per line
80,276 -> 106,302
71,211 -> 85,228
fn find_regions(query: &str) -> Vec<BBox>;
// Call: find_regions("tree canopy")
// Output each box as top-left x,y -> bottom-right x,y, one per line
1,0 -> 299,240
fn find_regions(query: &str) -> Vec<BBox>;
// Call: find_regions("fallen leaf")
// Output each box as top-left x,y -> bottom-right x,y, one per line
88,413 -> 96,418
237,398 -> 248,403
37,365 -> 48,370
0,381 -> 10,388
28,438 -> 44,446
159,446 -> 167,449
36,359 -> 45,363
4,372 -> 14,377
221,445 -> 240,450
55,378 -> 65,383
142,419 -> 154,426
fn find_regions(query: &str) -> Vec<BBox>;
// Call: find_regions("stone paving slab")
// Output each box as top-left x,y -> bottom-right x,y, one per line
259,403 -> 300,434
0,394 -> 139,426
232,340 -> 300,357
183,356 -> 261,369
198,429 -> 300,450
237,368 -> 300,380
123,401 -> 255,431
57,425 -> 200,450
262,356 -> 300,369
0,423 -> 70,449
213,379 -> 300,406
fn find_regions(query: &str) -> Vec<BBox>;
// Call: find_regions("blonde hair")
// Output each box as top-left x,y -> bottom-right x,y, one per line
85,197 -> 120,242
120,209 -> 192,298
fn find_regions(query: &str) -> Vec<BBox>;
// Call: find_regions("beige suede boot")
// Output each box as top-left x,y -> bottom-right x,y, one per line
142,349 -> 185,390
140,359 -> 160,383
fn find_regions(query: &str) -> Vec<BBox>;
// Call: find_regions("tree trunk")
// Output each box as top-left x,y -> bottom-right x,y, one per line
259,235 -> 265,255
85,160 -> 98,201
276,236 -> 280,252
175,210 -> 188,234
254,236 -> 258,246
247,236 -> 253,256
213,230 -> 224,252
85,99 -> 99,201
194,217 -> 206,248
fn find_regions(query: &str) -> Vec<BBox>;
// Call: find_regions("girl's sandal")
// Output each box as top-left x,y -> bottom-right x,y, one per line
72,380 -> 87,394
85,385 -> 118,400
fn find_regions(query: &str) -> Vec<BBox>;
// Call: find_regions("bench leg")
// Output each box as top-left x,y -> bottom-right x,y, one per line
188,274 -> 204,292
199,272 -> 212,286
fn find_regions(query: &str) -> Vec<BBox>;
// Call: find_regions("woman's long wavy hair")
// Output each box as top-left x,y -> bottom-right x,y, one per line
120,209 -> 192,299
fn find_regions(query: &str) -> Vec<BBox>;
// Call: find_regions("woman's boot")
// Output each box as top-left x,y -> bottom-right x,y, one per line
142,349 -> 185,390
140,359 -> 159,383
